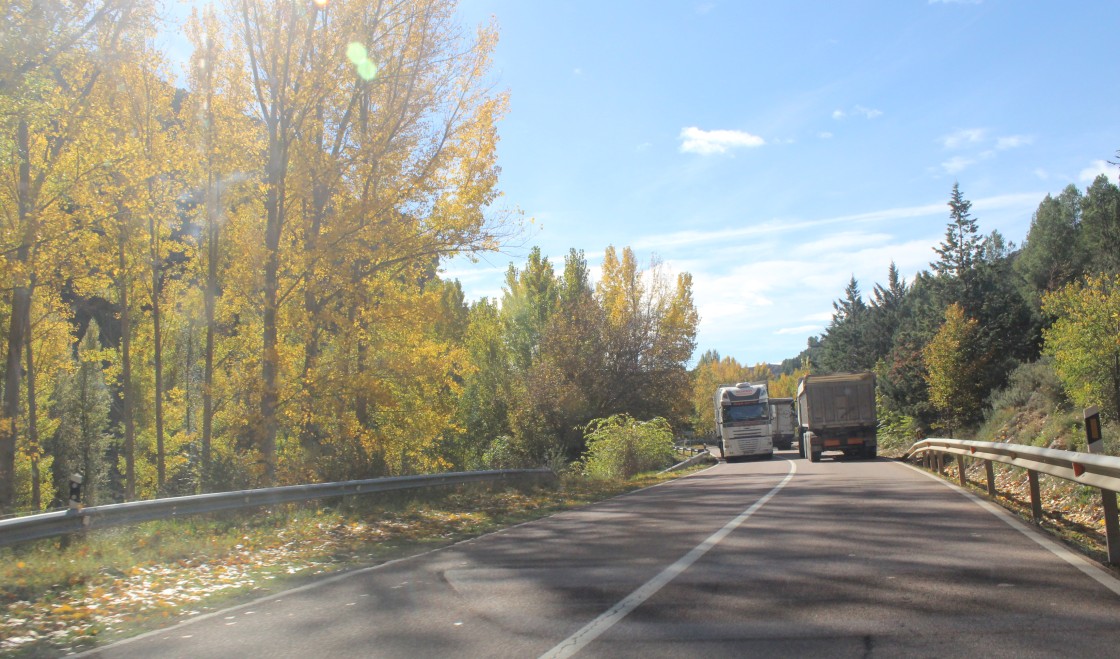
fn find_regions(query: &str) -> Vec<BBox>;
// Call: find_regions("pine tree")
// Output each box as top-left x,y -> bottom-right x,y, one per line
931,182 -> 983,280
49,320 -> 112,507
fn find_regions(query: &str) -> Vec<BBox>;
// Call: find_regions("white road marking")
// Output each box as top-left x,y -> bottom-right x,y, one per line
539,460 -> 797,659
897,460 -> 1120,597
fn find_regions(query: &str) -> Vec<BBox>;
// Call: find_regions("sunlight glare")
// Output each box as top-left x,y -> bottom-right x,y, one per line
346,42 -> 378,81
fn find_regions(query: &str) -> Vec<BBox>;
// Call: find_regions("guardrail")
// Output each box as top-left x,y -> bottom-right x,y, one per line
904,438 -> 1120,564
0,468 -> 554,548
662,449 -> 715,474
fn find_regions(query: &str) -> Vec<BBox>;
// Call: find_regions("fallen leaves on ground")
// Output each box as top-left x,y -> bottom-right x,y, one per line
0,474 -> 677,656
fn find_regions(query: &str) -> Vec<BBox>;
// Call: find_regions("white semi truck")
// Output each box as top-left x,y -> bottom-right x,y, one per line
714,382 -> 774,461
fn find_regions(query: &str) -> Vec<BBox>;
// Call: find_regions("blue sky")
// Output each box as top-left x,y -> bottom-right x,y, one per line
159,1 -> 1120,366
440,0 -> 1120,365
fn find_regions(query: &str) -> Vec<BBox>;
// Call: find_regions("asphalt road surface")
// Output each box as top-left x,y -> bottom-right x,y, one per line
86,452 -> 1120,658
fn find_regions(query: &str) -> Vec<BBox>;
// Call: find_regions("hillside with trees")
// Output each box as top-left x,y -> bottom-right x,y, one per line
771,176 -> 1120,454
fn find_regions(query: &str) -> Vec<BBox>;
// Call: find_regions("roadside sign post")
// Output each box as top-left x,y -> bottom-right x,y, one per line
1085,406 -> 1103,454
1084,406 -> 1119,565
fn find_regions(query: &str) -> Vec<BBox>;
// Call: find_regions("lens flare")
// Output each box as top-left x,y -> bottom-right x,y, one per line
346,42 -> 367,66
346,42 -> 377,81
357,60 -> 377,81
312,0 -> 328,7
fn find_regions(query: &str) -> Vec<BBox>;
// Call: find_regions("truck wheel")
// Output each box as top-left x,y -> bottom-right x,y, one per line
864,446 -> 878,459
766,451 -> 774,460
810,450 -> 821,463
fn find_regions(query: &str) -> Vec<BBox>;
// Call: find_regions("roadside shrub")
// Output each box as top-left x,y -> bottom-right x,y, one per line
877,393 -> 920,456
579,415 -> 675,480
482,435 -> 531,469
987,358 -> 1068,414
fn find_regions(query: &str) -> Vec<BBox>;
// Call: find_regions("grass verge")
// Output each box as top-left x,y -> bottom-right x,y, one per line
0,465 -> 710,657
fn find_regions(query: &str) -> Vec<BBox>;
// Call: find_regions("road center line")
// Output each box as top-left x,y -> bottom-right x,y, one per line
539,460 -> 797,659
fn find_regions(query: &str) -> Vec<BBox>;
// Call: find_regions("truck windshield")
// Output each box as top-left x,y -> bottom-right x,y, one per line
723,404 -> 768,422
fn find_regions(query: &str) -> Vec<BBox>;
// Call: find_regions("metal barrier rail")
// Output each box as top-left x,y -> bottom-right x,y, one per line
903,438 -> 1120,564
661,449 -> 715,474
0,468 -> 554,548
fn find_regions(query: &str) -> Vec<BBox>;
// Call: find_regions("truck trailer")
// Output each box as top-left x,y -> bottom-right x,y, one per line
796,372 -> 877,462
768,397 -> 796,450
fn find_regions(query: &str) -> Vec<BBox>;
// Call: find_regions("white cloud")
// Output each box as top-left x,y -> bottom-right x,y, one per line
572,67 -> 583,76
776,325 -> 822,335
818,131 -> 833,139
678,126 -> 765,155
636,142 -> 651,152
635,201 -> 945,251
1080,159 -> 1116,183
1034,168 -> 1049,180
695,2 -> 716,14
833,105 -> 881,121
940,128 -> 986,149
854,105 -> 883,119
941,155 -> 975,174
801,311 -> 835,322
995,135 -> 1032,150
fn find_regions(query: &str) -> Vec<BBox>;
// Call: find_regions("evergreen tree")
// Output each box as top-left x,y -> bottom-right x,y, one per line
1015,185 -> 1085,295
866,262 -> 908,363
1081,174 -> 1120,276
931,182 -> 984,280
819,276 -> 873,371
48,320 -> 112,506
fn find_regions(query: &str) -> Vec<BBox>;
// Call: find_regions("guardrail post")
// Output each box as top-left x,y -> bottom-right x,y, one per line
1103,489 -> 1120,566
956,455 -> 967,487
1028,470 -> 1043,522
924,452 -> 931,470
985,461 -> 996,497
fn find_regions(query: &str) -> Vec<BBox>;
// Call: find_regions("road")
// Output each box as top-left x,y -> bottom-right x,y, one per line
86,452 -> 1120,658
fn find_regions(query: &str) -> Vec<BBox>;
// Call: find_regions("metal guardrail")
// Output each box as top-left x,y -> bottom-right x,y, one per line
904,438 -> 1120,564
661,449 -> 715,474
0,468 -> 554,548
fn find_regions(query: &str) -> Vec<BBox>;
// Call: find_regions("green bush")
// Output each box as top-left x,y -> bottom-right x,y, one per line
482,435 -> 531,469
578,415 -> 675,480
987,357 -> 1068,413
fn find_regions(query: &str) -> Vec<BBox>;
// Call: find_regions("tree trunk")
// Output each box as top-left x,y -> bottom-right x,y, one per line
118,224 -> 135,500
1,118 -> 35,513
259,136 -> 287,485
150,211 -> 165,492
25,319 -> 40,510
1112,350 -> 1120,424
200,43 -> 217,492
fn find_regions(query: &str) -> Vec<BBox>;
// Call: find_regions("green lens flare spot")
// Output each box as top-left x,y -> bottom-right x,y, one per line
346,42 -> 368,66
357,60 -> 378,81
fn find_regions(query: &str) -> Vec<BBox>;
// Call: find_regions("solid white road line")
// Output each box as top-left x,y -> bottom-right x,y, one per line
539,460 -> 797,659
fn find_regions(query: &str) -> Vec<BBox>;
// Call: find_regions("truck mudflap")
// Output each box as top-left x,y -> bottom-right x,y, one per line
804,432 -> 877,460
821,437 -> 865,449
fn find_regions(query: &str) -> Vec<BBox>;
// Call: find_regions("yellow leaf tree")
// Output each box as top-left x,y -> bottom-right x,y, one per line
922,303 -> 987,436
1042,274 -> 1120,422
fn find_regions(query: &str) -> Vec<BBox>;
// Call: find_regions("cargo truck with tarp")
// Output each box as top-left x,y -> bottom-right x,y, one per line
796,372 -> 877,462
